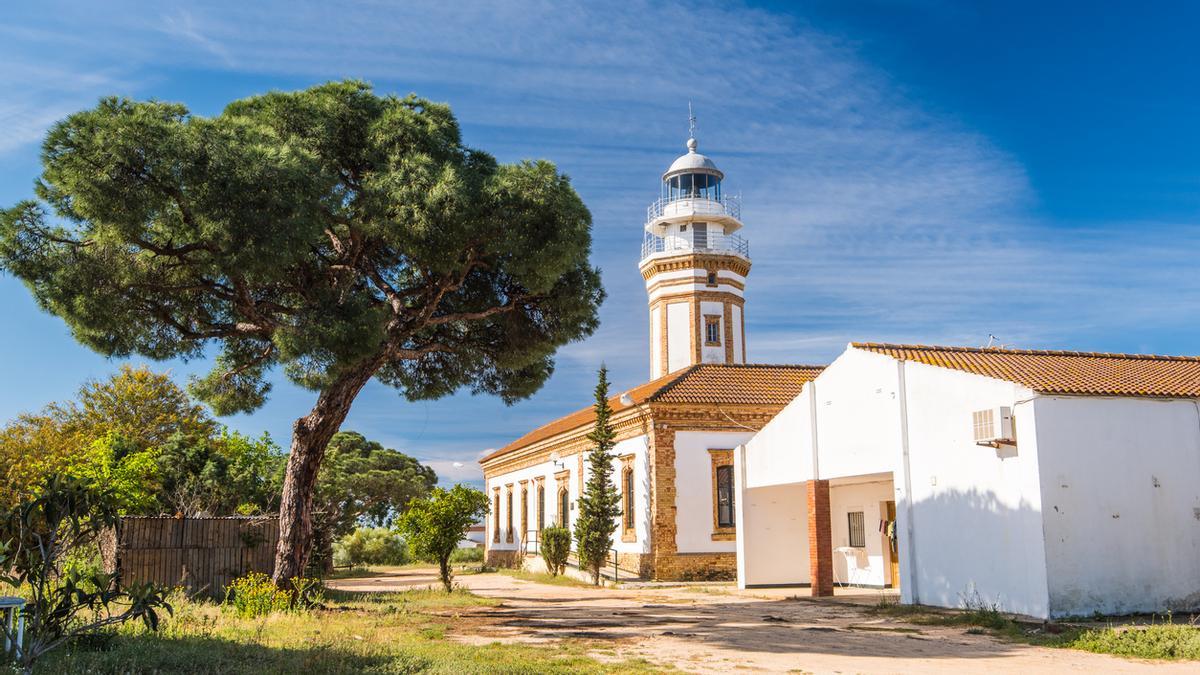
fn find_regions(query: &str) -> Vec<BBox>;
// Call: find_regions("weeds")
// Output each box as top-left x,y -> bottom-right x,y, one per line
40,587 -> 665,674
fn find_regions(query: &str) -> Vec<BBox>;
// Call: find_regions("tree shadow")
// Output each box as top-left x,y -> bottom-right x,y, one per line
43,632 -> 427,674
481,591 -> 1029,661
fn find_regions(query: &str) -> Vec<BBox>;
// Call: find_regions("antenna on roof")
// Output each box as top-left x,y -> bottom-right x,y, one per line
986,334 -> 997,348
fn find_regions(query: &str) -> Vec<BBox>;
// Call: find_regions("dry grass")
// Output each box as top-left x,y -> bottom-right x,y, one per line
38,587 -> 669,674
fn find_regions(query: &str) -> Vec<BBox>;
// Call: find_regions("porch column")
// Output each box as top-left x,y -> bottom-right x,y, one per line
806,479 -> 833,597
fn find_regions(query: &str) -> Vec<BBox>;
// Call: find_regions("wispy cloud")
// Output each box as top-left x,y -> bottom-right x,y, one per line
2,1 -> 1196,484
159,10 -> 236,67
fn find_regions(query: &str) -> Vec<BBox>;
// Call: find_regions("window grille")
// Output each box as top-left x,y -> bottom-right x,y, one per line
848,511 -> 866,548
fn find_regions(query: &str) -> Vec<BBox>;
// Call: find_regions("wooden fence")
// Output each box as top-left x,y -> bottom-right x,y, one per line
103,516 -> 279,599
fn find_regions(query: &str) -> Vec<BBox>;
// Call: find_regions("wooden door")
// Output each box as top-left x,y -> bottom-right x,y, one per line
885,501 -> 899,588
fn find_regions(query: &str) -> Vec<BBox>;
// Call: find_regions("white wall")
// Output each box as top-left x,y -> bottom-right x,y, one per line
700,300 -> 724,364
901,360 -> 1050,618
674,430 -> 756,553
1032,396 -> 1200,617
736,474 -> 809,585
738,345 -> 1052,616
743,385 -> 814,488
485,435 -> 651,555
578,435 -> 653,555
666,301 -> 690,373
813,349 -> 905,480
830,479 -> 893,587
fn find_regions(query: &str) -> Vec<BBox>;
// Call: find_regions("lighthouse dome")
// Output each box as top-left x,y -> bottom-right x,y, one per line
663,137 -> 724,181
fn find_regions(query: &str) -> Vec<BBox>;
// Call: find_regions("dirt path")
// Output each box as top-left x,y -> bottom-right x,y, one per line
328,568 -> 1192,674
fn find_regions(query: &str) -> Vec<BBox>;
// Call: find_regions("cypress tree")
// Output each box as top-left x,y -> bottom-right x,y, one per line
574,365 -> 623,585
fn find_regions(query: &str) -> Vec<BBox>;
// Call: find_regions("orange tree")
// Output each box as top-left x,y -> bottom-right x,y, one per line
0,81 -> 603,582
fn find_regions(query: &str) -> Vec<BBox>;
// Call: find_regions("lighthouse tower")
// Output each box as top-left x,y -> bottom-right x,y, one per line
640,128 -> 750,378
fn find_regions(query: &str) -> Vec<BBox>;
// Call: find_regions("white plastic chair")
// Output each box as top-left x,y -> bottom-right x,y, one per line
1,596 -> 24,661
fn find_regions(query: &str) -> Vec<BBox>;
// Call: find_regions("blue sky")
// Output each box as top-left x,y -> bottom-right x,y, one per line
2,1 -> 1199,486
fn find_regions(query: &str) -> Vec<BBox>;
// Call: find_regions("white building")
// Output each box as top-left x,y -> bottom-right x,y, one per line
735,342 -> 1200,619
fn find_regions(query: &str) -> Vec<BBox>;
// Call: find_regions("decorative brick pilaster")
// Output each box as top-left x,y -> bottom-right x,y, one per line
807,479 -> 833,597
648,424 -> 678,577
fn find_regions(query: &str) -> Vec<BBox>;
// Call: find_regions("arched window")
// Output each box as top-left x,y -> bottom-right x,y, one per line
520,486 -> 528,545
492,490 -> 500,542
505,488 -> 514,543
537,484 -> 545,532
716,466 -> 735,528
622,467 -> 635,531
558,487 -> 570,527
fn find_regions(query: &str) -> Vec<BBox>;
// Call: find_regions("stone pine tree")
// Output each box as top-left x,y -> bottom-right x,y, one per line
0,81 -> 604,584
573,365 -> 623,585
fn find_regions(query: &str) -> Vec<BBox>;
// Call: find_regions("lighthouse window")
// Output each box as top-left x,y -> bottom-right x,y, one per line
706,272 -> 717,286
704,315 -> 721,346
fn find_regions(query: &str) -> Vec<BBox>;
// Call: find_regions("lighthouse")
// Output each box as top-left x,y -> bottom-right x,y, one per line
640,127 -> 750,378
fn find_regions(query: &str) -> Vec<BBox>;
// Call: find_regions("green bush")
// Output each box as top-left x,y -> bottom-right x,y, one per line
1066,618 -> 1200,660
449,546 -> 484,564
0,476 -> 173,675
222,572 -> 324,618
333,527 -> 410,567
540,526 -> 571,576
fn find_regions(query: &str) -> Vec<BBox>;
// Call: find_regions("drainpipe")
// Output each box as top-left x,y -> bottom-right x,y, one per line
897,359 -> 919,604
808,381 -> 820,480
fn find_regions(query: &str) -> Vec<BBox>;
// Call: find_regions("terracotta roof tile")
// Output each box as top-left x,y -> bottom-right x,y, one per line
853,343 -> 1200,398
480,364 -> 822,464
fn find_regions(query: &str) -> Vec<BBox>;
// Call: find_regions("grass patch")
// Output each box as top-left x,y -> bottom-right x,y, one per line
1059,618 -> 1200,660
495,567 -> 598,588
682,584 -> 735,596
869,598 -> 1200,661
326,563 -> 488,580
38,587 -> 665,674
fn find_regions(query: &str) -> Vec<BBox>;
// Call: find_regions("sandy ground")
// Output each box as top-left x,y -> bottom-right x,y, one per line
328,567 -> 1193,674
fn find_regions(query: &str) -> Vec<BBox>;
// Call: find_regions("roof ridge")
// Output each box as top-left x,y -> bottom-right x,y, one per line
852,342 -> 1200,363
686,363 -> 828,370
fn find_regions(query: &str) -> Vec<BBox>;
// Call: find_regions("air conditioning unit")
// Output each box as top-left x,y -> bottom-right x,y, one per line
972,407 -> 1014,446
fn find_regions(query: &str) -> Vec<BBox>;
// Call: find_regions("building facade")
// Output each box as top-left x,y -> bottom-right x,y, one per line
480,133 -> 818,579
735,343 -> 1200,619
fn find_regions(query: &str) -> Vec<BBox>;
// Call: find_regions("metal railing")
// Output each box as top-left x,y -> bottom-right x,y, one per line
641,230 -> 750,259
521,529 -> 638,582
647,195 -> 740,223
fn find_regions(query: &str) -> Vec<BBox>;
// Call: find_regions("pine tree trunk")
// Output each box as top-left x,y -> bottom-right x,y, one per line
272,357 -> 382,585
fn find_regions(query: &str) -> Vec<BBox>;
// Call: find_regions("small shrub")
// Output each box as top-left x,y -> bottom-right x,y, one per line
449,546 -> 484,564
222,573 -> 323,617
289,576 -> 326,610
224,572 -> 291,618
540,526 -> 571,576
333,527 -> 410,567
